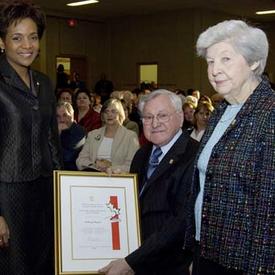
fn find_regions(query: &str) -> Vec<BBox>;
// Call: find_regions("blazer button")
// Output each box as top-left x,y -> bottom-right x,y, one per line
206,173 -> 212,181
32,105 -> 39,110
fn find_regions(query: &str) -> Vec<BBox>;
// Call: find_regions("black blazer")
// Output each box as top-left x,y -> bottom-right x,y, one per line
0,55 -> 62,182
126,130 -> 199,275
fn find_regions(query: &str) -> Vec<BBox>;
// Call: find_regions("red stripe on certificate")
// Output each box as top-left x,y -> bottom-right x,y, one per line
110,196 -> 120,250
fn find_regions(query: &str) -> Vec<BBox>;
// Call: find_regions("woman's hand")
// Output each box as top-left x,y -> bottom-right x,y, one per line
95,159 -> 112,172
0,216 -> 10,248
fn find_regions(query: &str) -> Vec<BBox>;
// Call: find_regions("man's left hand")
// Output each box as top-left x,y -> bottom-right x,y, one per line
98,259 -> 134,275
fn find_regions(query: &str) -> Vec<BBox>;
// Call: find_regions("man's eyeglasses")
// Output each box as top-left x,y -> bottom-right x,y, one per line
142,112 -> 176,124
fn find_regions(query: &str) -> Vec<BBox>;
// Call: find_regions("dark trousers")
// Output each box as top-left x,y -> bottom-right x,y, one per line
192,243 -> 243,275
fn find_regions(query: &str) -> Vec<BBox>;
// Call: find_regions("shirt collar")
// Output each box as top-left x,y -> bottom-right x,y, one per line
152,128 -> 182,162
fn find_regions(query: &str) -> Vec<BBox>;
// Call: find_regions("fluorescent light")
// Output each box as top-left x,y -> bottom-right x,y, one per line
67,0 -> 98,7
256,10 -> 275,15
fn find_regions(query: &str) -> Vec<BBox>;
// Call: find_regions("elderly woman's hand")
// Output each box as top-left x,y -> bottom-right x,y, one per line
0,216 -> 10,248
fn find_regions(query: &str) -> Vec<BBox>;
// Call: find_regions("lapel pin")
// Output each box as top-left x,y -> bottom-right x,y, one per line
169,159 -> 174,164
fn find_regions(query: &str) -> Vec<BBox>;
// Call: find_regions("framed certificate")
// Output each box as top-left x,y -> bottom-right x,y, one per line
53,170 -> 141,275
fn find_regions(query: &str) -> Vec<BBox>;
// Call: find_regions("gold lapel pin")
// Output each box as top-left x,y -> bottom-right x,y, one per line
169,159 -> 174,164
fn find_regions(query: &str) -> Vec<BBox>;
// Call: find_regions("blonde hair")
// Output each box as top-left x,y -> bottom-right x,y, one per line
100,98 -> 125,125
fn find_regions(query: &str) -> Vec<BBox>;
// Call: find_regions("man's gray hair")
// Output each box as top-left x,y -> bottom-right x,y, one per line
138,89 -> 183,114
56,101 -> 74,117
196,20 -> 269,77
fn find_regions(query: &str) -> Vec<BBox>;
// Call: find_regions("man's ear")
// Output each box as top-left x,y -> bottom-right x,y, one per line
250,61 -> 260,71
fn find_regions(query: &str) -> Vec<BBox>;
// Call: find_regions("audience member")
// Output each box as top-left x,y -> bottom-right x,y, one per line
182,101 -> 196,131
121,99 -> 139,136
76,99 -> 139,173
110,90 -> 122,100
0,1 -> 62,274
190,101 -> 214,142
140,81 -> 153,94
56,64 -> 69,90
74,88 -> 101,133
191,19 -> 275,274
99,89 -> 199,275
129,88 -> 143,127
93,94 -> 102,113
69,71 -> 85,90
94,73 -> 114,103
57,88 -> 73,104
56,102 -> 86,170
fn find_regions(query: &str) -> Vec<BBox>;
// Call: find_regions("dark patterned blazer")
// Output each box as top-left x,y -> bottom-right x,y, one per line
0,55 -> 62,184
189,78 -> 275,274
126,130 -> 199,275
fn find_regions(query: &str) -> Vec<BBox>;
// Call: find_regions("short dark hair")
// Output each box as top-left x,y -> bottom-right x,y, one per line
0,0 -> 46,39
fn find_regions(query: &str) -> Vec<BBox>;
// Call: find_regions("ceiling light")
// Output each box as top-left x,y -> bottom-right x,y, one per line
256,10 -> 275,15
67,0 -> 98,7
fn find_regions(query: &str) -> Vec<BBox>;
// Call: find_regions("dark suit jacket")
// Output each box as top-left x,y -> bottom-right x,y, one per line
0,55 -> 62,183
126,130 -> 199,275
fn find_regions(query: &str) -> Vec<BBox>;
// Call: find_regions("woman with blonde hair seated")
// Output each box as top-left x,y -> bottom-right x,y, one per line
76,98 -> 140,173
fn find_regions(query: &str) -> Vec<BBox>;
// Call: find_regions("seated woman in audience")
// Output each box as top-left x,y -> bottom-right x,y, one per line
56,102 -> 86,170
190,101 -> 214,142
76,98 -> 140,173
182,101 -> 196,131
57,88 -> 74,104
93,94 -> 102,113
121,99 -> 139,136
74,88 -> 101,133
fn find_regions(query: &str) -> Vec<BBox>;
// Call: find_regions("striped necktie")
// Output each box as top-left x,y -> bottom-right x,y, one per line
147,147 -> 162,178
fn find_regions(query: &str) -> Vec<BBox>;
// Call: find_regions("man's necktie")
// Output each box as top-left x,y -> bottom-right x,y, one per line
139,147 -> 163,197
147,147 -> 162,179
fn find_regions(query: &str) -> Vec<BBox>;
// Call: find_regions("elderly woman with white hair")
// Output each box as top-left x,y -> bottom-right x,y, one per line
189,20 -> 275,275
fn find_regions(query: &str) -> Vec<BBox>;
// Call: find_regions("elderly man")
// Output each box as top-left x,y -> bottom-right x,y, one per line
100,89 -> 199,275
56,102 -> 86,170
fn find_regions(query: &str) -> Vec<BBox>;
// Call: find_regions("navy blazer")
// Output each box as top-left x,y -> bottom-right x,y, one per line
0,55 -> 62,183
126,130 -> 199,275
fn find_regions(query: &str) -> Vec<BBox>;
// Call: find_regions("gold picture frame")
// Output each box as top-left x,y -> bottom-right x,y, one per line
54,170 -> 141,275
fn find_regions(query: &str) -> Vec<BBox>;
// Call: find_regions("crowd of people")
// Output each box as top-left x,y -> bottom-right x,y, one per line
0,0 -> 274,275
55,82 -> 216,173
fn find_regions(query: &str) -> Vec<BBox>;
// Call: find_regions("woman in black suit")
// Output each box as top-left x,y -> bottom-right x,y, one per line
0,1 -> 62,274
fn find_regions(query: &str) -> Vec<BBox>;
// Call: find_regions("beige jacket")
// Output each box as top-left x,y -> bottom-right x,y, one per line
76,125 -> 140,172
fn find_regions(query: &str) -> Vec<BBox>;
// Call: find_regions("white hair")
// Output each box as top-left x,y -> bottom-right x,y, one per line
196,20 -> 269,77
138,89 -> 183,114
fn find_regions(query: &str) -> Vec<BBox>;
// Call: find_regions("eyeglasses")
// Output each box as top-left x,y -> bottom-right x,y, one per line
142,112 -> 176,124
104,109 -> 118,115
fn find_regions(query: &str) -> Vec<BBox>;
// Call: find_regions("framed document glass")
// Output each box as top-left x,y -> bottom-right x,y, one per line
54,170 -> 141,274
